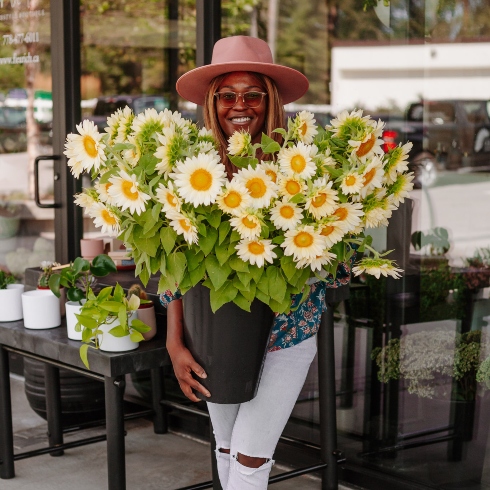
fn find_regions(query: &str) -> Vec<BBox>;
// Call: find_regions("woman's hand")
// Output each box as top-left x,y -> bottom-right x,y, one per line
166,298 -> 211,402
167,344 -> 211,402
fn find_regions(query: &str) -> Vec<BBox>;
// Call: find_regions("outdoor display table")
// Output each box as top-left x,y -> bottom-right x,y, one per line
0,318 -> 168,490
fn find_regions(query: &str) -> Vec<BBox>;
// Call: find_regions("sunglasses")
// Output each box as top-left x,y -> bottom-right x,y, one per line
214,91 -> 267,109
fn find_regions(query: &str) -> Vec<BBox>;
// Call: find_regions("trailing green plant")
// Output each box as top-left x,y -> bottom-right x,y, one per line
48,254 -> 117,303
0,270 -> 16,289
37,261 -> 61,288
76,283 -> 151,368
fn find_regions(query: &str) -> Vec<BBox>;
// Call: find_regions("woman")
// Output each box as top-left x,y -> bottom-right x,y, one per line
161,36 -> 352,489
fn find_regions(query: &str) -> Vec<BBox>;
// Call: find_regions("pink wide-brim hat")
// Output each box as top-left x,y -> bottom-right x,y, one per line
176,36 -> 309,106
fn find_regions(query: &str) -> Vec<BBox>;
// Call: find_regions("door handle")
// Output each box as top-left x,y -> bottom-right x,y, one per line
34,155 -> 61,208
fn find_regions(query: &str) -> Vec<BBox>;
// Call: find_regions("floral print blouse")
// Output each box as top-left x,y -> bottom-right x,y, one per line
159,256 -> 354,352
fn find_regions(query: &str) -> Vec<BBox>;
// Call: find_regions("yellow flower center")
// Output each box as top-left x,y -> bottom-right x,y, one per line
279,205 -> 296,219
101,209 -> 117,225
321,225 -> 334,237
248,241 -> 265,255
179,219 -> 191,232
312,193 -> 327,208
166,193 -> 177,207
291,155 -> 307,173
300,122 -> 308,136
363,167 -> 376,186
265,170 -> 277,183
224,191 -> 242,208
246,178 -> 267,199
242,216 -> 258,229
83,135 -> 98,158
285,180 -> 301,195
356,134 -> 375,157
190,169 -> 213,191
122,180 -> 139,201
333,207 -> 348,221
293,231 -> 314,248
345,175 -> 357,186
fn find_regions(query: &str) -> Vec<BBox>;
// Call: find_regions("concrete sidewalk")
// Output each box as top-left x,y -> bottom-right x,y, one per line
3,374 -> 359,490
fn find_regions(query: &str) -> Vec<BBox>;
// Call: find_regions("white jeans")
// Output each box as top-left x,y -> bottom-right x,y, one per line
207,334 -> 318,489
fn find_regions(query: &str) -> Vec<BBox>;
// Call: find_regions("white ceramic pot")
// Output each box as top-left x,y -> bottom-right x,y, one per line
22,289 -> 61,329
137,304 -> 157,341
97,313 -> 138,352
65,300 -> 84,340
0,284 -> 24,321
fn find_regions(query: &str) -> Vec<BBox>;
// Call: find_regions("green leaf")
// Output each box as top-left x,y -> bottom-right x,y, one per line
185,249 -> 204,271
229,255 -> 249,273
109,325 -> 128,338
229,230 -> 241,243
167,252 -> 187,285
229,155 -> 258,169
73,256 -> 90,275
205,255 -> 229,290
133,225 -> 159,257
139,153 -> 158,175
75,313 -> 98,330
111,142 -> 134,151
158,273 -> 176,294
160,226 -> 177,255
178,273 -> 193,293
199,227 -> 219,256
255,289 -> 270,305
218,221 -> 231,245
266,267 -> 287,304
239,281 -> 256,301
249,265 -> 264,284
90,254 -> 117,277
139,267 -> 150,286
98,167 -> 119,184
237,271 -> 252,287
256,273 -> 269,295
79,344 -> 90,369
48,274 -> 61,297
269,295 -> 292,314
233,292 -> 252,312
150,255 -> 160,274
215,241 -> 231,266
189,261 -> 207,286
280,255 -> 297,282
143,213 -> 159,235
289,193 -> 306,204
209,281 -> 238,312
207,209 -> 222,229
67,287 -> 85,302
130,330 -> 145,342
99,301 -> 122,313
272,127 -> 287,137
233,274 -> 249,292
261,133 -> 281,154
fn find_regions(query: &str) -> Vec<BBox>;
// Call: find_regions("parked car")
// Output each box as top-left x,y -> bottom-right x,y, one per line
87,95 -> 169,131
379,100 -> 490,187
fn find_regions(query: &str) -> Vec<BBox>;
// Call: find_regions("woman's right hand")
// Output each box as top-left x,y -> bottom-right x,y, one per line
167,344 -> 211,402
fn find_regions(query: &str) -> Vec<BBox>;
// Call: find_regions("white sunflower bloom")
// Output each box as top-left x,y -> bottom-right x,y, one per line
131,108 -> 170,142
305,178 -> 338,219
122,135 -> 141,167
352,257 -> 403,279
260,161 -> 280,184
236,238 -> 277,268
340,171 -> 364,195
294,111 -> 318,144
197,141 -> 219,155
95,181 -> 114,204
349,119 -> 385,160
387,172 -> 415,206
328,109 -> 369,136
227,130 -> 251,156
318,221 -> 346,249
67,159 -> 85,179
154,126 -> 178,174
198,127 -> 214,138
359,156 -> 384,199
171,153 -> 227,207
282,225 -> 327,261
278,142 -> 316,179
384,142 -> 413,184
167,210 -> 198,245
295,249 -> 336,271
74,191 -> 98,216
64,120 -> 106,175
235,165 -> 277,209
216,180 -> 251,215
108,170 -> 150,215
364,199 -> 393,228
270,198 -> 304,231
115,106 -> 134,143
105,107 -> 125,144
321,148 -> 337,168
277,173 -> 307,199
90,202 -> 121,237
230,211 -> 262,240
155,181 -> 182,214
331,202 -> 364,233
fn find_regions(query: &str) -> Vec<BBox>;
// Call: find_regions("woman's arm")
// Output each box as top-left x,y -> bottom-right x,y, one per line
165,298 -> 211,402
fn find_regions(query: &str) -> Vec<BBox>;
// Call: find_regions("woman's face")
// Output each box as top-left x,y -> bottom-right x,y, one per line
216,72 -> 267,144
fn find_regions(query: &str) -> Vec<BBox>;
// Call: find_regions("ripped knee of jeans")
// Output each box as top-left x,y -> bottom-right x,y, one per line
235,452 -> 275,470
215,446 -> 231,459
232,454 -> 275,476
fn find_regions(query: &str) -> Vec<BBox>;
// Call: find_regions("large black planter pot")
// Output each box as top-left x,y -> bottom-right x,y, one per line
182,283 -> 275,404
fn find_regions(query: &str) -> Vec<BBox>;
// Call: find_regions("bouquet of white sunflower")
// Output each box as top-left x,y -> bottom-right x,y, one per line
65,107 -> 413,313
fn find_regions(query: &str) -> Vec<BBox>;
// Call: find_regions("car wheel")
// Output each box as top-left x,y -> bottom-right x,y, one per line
410,152 -> 437,188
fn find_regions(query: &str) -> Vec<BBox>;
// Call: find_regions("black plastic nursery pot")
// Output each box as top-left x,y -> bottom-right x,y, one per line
182,283 -> 275,404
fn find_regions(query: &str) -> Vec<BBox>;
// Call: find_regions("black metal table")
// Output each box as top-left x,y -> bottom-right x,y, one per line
0,318 -> 168,490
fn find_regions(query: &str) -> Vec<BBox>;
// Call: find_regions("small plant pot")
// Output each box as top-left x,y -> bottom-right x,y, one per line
38,286 -> 66,317
0,215 -> 20,239
22,289 -> 61,329
80,238 -> 104,261
65,300 -> 84,340
0,284 -> 24,321
137,304 -> 157,341
96,313 -> 138,352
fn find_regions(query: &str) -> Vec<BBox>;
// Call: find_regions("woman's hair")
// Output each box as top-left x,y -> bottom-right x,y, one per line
203,72 -> 285,177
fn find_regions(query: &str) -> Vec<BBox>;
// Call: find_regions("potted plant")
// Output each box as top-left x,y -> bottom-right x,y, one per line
410,226 -> 450,269
0,269 -> 24,321
127,284 -> 157,340
65,108 -> 413,401
0,200 -> 21,239
76,283 -> 151,368
48,254 -> 117,340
